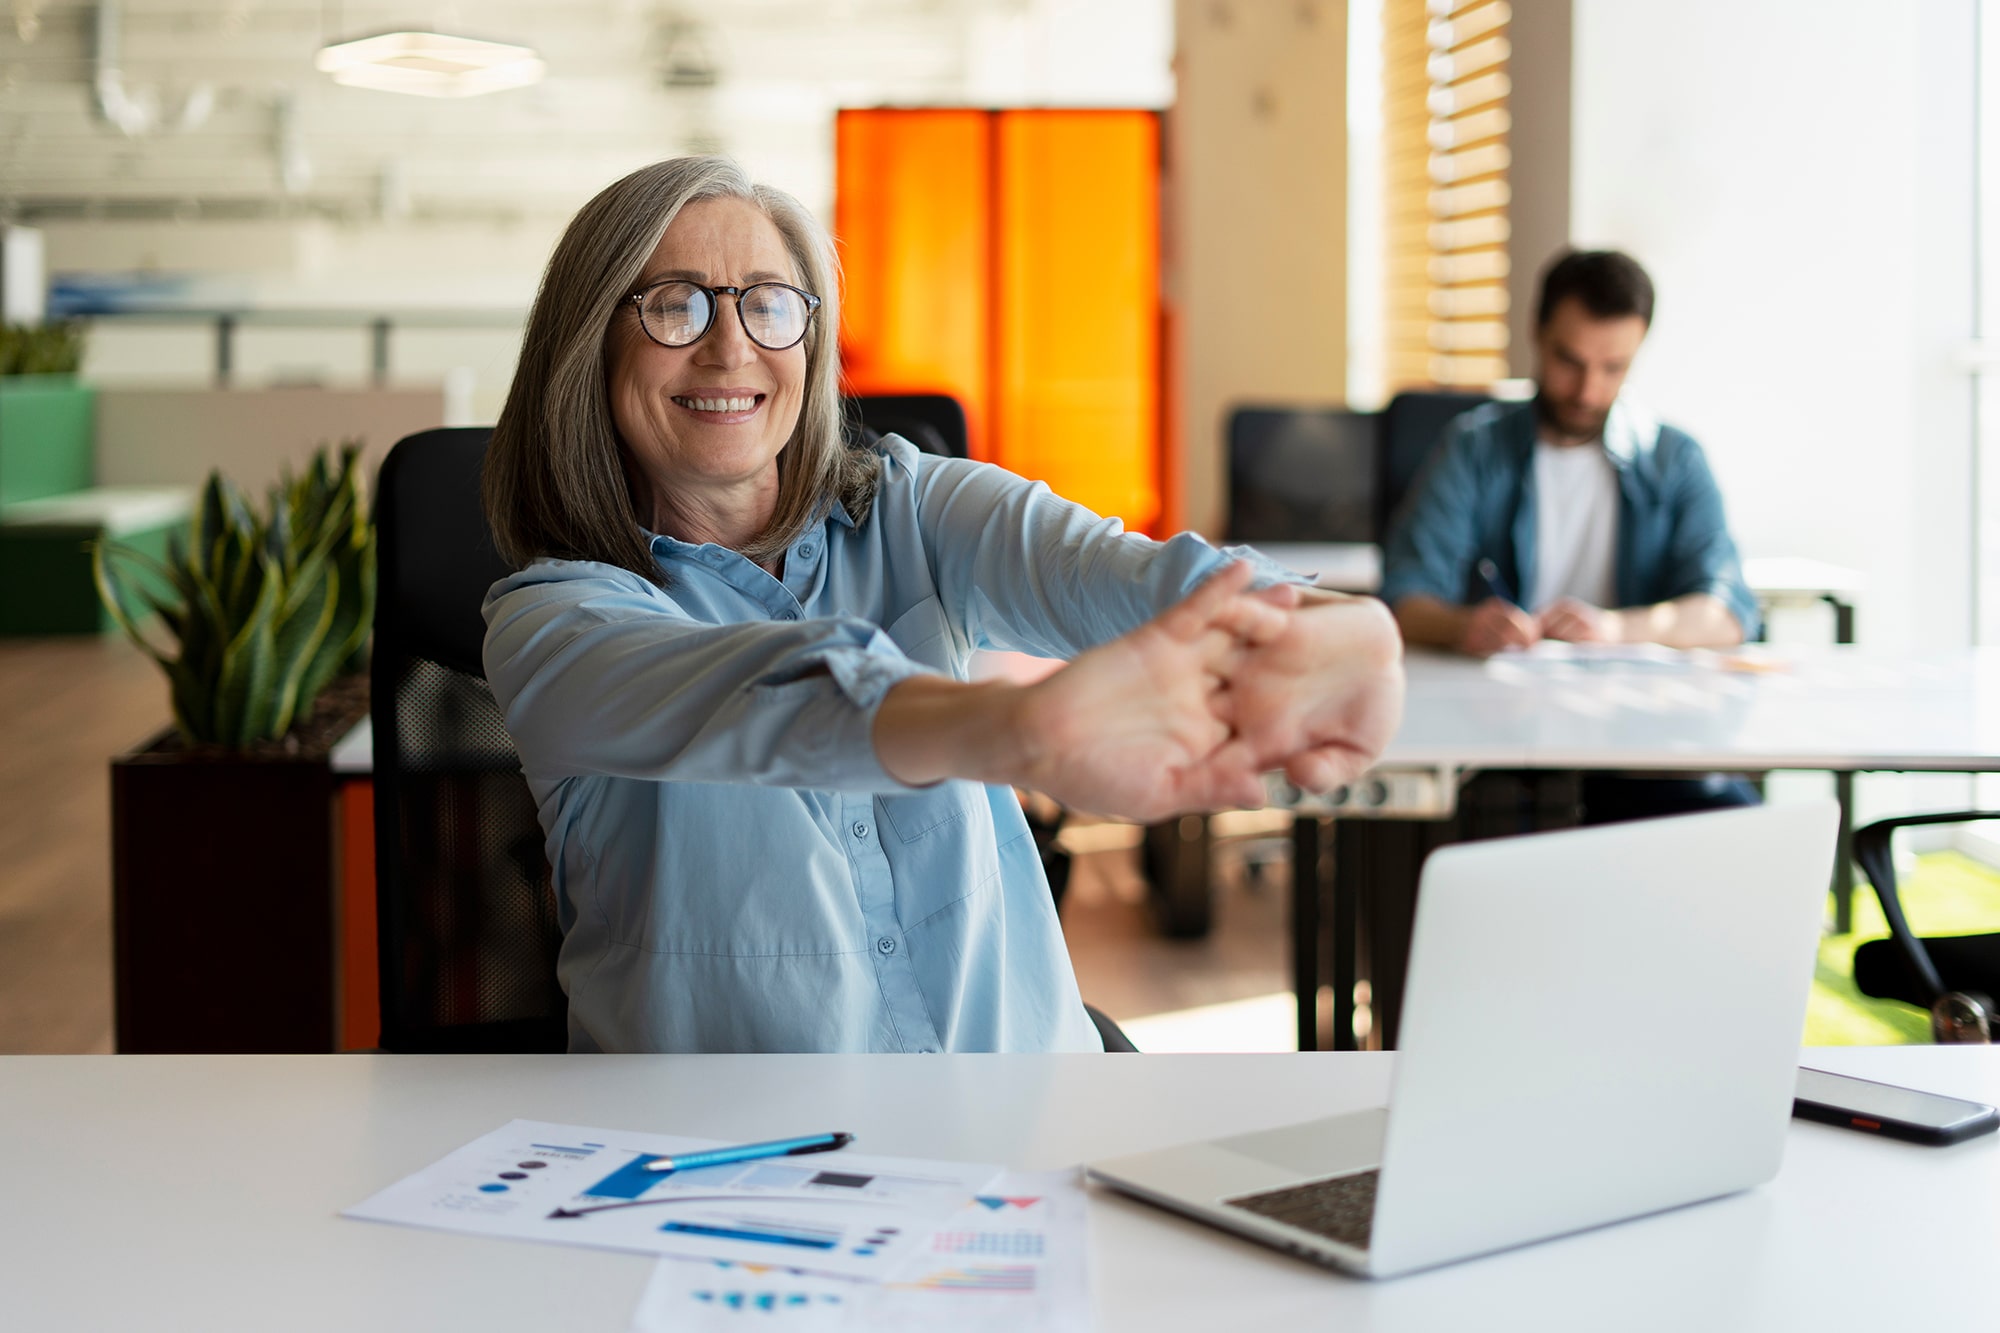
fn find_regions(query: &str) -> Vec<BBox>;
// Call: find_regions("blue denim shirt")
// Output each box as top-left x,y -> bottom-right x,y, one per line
1378,398 -> 1759,638
483,436 -> 1290,1053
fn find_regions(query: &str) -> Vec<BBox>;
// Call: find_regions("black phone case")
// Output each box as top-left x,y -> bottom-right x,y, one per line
1792,1094 -> 2000,1145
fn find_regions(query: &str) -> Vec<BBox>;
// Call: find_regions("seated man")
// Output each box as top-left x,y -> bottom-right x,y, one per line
1380,248 -> 1759,821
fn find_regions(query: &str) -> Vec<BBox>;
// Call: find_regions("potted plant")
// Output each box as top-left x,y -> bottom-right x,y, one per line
94,443 -> 376,1053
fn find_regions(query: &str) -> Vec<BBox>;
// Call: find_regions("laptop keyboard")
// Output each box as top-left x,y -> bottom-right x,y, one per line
1226,1169 -> 1379,1250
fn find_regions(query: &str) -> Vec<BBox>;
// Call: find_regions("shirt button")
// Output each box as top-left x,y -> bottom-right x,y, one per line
797,542 -> 816,559
877,937 -> 896,955
778,607 -> 799,620
852,821 -> 869,839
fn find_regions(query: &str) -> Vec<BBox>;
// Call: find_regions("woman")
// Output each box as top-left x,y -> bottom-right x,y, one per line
482,156 -> 1403,1053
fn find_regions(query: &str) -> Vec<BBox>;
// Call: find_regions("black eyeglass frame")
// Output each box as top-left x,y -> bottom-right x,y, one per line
626,279 -> 823,351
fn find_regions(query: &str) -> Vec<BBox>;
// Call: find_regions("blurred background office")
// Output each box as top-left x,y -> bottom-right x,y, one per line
3,0 -> 1996,1055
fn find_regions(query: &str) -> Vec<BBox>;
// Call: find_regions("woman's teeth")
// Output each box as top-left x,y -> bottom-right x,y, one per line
675,395 -> 757,412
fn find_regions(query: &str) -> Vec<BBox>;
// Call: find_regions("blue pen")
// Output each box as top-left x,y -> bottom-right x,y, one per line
1475,557 -> 1518,607
642,1131 -> 854,1174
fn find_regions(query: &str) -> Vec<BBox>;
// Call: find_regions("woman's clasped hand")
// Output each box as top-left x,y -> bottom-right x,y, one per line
879,561 -> 1406,826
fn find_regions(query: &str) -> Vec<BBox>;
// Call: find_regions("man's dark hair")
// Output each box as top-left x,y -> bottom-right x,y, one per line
1535,249 -> 1654,328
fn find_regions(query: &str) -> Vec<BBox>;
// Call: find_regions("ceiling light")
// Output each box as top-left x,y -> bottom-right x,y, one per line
314,31 -> 545,99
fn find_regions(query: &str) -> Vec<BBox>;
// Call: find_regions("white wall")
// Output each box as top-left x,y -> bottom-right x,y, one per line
1569,0 -> 1977,656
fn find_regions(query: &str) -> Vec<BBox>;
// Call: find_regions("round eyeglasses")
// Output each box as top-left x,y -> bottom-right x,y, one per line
627,279 -> 821,352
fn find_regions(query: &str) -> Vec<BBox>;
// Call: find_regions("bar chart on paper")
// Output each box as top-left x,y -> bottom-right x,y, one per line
342,1119 -> 1000,1280
630,1170 -> 1093,1332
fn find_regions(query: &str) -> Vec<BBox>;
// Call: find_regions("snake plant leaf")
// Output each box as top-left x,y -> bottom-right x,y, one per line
300,527 -> 373,708
89,540 -> 173,670
270,562 -> 337,739
213,554 -> 284,745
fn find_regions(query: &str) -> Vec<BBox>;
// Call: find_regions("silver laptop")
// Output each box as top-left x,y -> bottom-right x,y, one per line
1089,799 -> 1838,1279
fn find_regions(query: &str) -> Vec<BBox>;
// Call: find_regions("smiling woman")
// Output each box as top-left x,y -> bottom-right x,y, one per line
477,156 -> 1405,1055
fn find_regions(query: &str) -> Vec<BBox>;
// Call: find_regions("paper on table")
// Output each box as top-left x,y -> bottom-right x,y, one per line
629,1169 -> 1093,1332
342,1119 -> 1001,1281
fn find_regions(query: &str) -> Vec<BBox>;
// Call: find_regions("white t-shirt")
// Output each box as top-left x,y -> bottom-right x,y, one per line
1529,439 -> 1619,612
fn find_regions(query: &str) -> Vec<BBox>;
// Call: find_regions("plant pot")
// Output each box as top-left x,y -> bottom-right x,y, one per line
110,682 -> 369,1053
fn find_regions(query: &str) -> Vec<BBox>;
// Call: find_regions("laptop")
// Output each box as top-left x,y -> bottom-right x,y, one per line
1088,799 -> 1839,1279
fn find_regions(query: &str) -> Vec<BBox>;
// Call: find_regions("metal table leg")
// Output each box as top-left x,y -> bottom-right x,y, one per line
1832,770 -> 1856,934
1291,815 -> 1330,1051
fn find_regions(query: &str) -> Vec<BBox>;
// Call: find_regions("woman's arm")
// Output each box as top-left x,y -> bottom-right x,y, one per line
483,562 -> 936,790
874,567 -> 1407,820
905,450 -> 1302,659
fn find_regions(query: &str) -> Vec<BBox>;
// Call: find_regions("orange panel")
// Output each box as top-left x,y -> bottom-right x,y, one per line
835,109 -> 993,460
338,778 -> 379,1051
994,112 -> 1162,531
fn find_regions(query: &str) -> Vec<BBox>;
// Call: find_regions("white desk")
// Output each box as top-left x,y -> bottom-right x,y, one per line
1285,647 -> 2000,1050
1384,646 -> 2000,774
4,1049 -> 1993,1331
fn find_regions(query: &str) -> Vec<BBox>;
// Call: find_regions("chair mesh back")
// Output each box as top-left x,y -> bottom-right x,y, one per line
372,426 -> 566,1053
384,656 -> 564,1042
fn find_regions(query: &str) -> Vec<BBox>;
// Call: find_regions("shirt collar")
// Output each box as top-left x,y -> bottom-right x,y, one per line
1601,397 -> 1659,466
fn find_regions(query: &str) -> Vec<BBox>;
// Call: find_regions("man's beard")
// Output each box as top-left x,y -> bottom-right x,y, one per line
1535,393 -> 1609,442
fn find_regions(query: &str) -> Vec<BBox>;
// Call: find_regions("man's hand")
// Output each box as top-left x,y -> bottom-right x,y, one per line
1537,597 -> 1621,643
1458,597 -> 1541,657
1214,589 -> 1406,794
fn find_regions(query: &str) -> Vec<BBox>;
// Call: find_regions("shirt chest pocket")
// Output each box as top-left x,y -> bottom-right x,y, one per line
884,595 -> 959,675
880,780 -> 978,843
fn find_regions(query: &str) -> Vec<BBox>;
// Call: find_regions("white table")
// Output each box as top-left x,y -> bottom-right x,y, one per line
1384,646 -> 2000,774
4,1049 -> 1993,1331
1287,647 -> 2000,1050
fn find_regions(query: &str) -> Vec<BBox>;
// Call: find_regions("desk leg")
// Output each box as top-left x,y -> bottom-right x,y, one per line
1291,815 -> 1331,1051
1832,771 -> 1856,934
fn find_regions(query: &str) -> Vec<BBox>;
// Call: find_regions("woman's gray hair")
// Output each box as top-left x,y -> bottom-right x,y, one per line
484,155 -> 876,581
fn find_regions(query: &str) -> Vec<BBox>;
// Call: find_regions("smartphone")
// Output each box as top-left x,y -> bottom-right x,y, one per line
1794,1067 -> 2000,1145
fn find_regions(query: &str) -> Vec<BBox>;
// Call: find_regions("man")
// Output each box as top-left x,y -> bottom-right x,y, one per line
1380,248 -> 1758,657
1379,249 -> 1758,822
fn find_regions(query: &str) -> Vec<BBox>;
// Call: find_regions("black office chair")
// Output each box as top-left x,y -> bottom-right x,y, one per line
372,426 -> 568,1053
1377,389 -> 1491,536
371,425 -> 1138,1054
847,392 -> 969,459
1223,405 -> 1379,544
1850,811 -> 2000,1043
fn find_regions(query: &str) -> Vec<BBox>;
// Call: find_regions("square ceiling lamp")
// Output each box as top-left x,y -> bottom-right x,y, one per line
315,31 -> 545,98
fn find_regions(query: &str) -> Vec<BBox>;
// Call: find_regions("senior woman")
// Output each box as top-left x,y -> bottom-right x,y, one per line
481,156 -> 1403,1054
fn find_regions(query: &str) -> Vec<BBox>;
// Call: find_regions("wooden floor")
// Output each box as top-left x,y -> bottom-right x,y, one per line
0,636 -> 1287,1054
0,636 -> 169,1054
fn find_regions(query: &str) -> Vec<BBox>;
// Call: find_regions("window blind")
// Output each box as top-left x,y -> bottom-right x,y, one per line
1384,0 -> 1512,388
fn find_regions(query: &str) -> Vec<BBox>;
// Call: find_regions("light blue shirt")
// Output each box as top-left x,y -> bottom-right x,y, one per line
483,436 -> 1286,1053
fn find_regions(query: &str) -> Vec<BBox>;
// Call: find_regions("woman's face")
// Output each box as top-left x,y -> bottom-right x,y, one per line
607,196 -> 808,524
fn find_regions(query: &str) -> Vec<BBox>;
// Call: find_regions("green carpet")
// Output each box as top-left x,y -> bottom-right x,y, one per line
1804,851 -> 2000,1045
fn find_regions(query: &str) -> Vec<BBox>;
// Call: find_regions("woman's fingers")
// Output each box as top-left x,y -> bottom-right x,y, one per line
1286,743 -> 1370,795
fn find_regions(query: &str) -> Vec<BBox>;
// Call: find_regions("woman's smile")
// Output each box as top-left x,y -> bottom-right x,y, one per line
670,389 -> 766,422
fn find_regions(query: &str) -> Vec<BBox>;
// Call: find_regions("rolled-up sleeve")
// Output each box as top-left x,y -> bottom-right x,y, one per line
905,451 -> 1305,658
1658,439 -> 1761,639
483,563 -> 936,790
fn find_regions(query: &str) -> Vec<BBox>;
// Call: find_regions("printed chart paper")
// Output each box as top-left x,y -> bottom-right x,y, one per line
630,1169 -> 1093,1332
342,1119 -> 1001,1280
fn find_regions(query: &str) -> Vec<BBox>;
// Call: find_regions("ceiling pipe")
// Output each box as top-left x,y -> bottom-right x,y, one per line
92,0 -> 214,137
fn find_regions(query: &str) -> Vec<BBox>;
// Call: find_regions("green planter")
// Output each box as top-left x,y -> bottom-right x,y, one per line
0,375 -> 93,506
